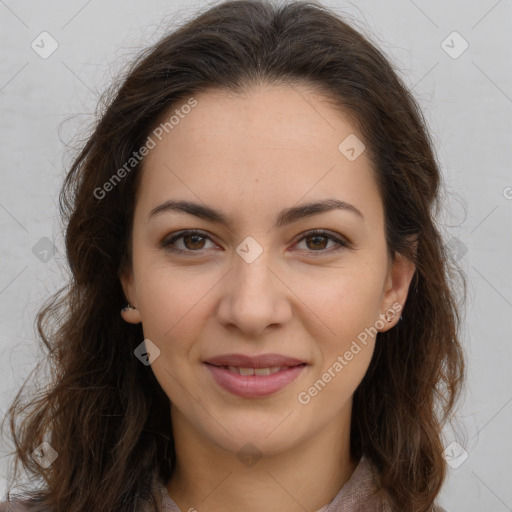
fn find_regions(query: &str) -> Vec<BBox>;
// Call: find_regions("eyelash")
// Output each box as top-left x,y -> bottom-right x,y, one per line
161,229 -> 350,256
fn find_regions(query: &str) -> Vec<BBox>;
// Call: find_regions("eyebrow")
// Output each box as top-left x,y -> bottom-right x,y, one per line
148,198 -> 364,228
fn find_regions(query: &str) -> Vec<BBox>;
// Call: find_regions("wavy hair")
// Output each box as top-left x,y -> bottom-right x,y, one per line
1,1 -> 465,510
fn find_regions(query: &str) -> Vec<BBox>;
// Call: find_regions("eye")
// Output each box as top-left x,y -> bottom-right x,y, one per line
161,229 -> 349,255
293,229 -> 349,255
161,229 -> 217,255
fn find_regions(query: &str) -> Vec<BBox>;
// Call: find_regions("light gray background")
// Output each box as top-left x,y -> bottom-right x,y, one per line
1,1 -> 511,510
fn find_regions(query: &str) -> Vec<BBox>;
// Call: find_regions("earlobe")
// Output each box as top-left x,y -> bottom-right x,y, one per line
379,306 -> 403,332
119,265 -> 141,324
120,302 -> 142,324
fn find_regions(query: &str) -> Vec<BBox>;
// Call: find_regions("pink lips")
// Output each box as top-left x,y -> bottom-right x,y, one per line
203,353 -> 307,398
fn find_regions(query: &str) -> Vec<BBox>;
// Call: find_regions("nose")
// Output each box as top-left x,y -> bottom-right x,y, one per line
215,248 -> 293,338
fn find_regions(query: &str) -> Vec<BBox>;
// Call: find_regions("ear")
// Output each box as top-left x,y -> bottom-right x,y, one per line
378,247 -> 417,332
119,264 -> 142,325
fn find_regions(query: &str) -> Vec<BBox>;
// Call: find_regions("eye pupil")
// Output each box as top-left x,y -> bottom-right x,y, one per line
307,235 -> 328,250
184,234 -> 205,250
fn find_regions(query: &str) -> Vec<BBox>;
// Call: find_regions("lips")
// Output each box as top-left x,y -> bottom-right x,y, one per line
203,353 -> 307,398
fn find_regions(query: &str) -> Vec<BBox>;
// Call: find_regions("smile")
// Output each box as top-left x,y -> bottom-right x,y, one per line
222,365 -> 287,375
204,363 -> 307,398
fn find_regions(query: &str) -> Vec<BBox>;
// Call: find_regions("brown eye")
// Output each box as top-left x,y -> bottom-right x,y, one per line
162,230 -> 216,254
162,229 -> 349,256
182,234 -> 206,250
295,229 -> 348,254
305,234 -> 329,250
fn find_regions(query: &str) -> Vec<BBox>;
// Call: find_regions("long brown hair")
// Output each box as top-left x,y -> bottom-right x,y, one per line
1,1 -> 465,510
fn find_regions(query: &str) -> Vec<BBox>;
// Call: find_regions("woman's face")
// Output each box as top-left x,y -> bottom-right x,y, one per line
121,83 -> 415,456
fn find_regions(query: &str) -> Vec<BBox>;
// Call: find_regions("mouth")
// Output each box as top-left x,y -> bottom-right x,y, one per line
203,359 -> 308,398
206,363 -> 305,375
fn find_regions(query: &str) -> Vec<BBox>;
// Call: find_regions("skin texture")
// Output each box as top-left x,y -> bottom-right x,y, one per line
120,83 -> 416,512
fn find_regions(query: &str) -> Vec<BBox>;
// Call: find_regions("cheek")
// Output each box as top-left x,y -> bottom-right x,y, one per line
135,269 -> 207,401
300,263 -> 386,341
134,258 -> 208,332
134,263 -> 220,373
297,264 -> 385,399
300,272 -> 383,408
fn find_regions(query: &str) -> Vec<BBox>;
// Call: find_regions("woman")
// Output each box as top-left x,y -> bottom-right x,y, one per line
1,1 -> 465,510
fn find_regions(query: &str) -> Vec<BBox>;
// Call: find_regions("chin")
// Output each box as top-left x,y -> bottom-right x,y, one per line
207,416 -> 308,457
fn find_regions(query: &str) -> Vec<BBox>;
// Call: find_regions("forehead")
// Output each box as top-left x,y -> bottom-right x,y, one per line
149,83 -> 360,158
137,83 -> 383,229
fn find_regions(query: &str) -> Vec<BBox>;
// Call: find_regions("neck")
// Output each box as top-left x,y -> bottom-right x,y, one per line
166,405 -> 357,512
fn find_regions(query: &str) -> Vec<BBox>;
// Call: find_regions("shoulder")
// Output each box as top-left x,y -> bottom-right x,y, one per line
345,458 -> 450,512
325,456 -> 388,511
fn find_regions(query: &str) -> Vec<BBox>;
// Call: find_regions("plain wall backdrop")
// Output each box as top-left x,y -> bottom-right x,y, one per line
1,0 -> 511,510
